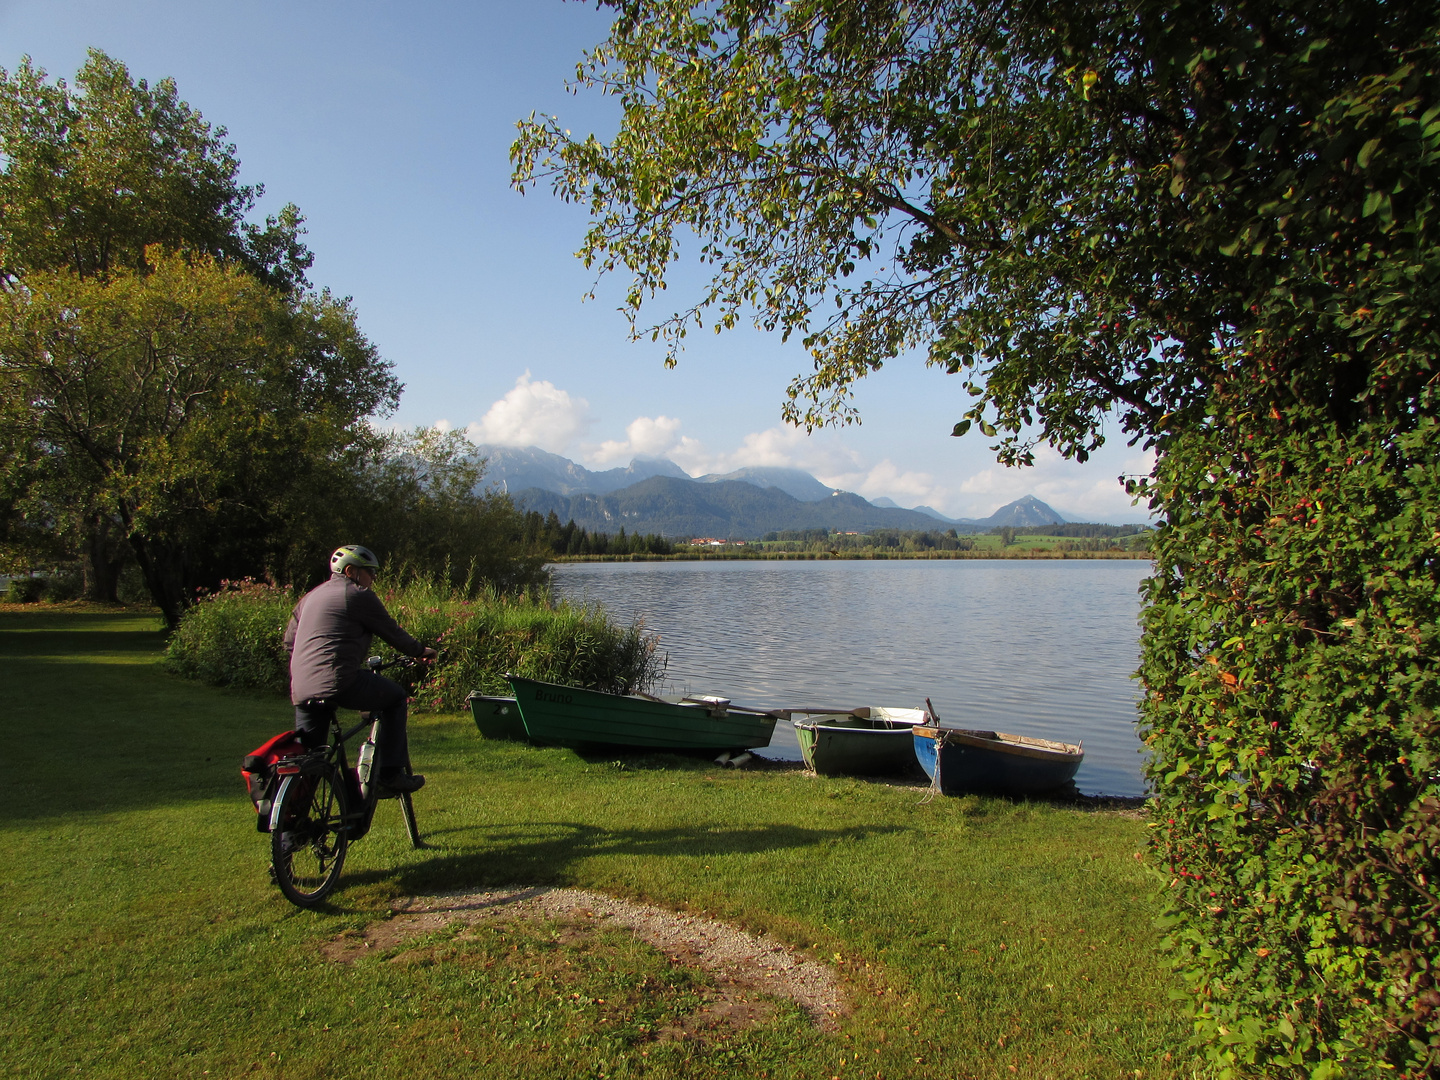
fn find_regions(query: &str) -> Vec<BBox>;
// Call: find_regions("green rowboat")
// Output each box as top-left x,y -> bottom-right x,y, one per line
788,707 -> 928,776
466,692 -> 526,741
506,675 -> 779,751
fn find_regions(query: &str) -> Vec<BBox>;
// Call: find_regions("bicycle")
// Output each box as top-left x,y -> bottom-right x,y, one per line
269,654 -> 428,908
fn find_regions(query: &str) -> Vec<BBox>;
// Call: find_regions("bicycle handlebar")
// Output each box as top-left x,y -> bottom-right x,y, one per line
363,651 -> 438,673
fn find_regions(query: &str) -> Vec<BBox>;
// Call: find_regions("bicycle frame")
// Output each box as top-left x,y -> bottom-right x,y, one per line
268,708 -> 421,848
335,712 -> 380,842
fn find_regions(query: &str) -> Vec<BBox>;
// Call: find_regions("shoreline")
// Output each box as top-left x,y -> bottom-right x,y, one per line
549,549 -> 1151,563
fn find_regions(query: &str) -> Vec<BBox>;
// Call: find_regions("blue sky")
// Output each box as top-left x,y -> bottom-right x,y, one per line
1,0 -> 1153,522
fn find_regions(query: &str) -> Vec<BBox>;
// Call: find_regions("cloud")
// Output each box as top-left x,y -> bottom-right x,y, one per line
463,373 -> 590,453
836,459 -> 941,503
706,425 -> 864,477
699,429 -> 947,509
728,431 -> 1151,524
588,415 -> 707,471
585,419 -> 862,481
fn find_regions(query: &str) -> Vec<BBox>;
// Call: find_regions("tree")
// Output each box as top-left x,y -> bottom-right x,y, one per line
516,2 -> 1440,1073
513,0 -> 1435,460
0,49 -> 312,290
353,428 -> 550,596
0,51 -> 553,619
0,50 -> 325,602
0,250 -> 399,623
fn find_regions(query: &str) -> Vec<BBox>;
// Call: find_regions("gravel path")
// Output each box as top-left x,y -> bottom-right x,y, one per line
321,886 -> 847,1031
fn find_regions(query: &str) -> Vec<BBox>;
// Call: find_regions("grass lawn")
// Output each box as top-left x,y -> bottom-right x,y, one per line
0,606 -> 1194,1079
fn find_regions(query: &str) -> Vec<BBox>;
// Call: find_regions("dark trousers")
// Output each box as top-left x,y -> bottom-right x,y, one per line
295,670 -> 410,773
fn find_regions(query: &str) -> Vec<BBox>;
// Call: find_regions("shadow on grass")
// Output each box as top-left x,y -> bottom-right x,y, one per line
0,605 -> 163,633
0,627 -> 168,659
567,746 -> 806,773
325,818 -> 914,903
4,648 -> 289,824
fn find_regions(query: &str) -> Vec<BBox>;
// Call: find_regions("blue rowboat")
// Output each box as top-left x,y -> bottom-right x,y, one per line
913,725 -> 1083,796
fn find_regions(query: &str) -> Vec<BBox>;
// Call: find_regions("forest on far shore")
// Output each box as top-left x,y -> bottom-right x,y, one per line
530,519 -> 1152,559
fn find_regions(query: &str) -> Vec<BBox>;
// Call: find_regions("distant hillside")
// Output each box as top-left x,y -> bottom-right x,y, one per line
474,445 -> 688,496
984,495 -> 1066,527
513,475 -> 967,539
912,504 -> 978,523
910,495 -> 1065,527
694,465 -> 835,502
478,445 -> 1077,537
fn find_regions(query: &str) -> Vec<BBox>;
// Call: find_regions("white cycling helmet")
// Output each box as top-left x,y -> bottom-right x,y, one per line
330,544 -> 380,575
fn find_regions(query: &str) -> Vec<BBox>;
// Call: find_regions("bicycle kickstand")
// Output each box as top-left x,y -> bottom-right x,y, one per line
399,762 -> 424,849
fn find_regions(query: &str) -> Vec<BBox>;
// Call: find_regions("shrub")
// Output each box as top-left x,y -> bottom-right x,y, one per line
116,564 -> 150,605
41,563 -> 85,602
164,575 -> 662,710
361,576 -> 663,710
7,576 -> 46,603
162,579 -> 296,691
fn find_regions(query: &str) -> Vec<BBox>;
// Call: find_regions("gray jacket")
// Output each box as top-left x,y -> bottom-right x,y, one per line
283,573 -> 425,704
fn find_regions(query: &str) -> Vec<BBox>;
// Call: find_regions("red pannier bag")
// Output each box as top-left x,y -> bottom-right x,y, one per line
241,731 -> 308,832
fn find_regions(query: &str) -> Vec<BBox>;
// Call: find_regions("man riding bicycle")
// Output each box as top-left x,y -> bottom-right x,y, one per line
283,545 -> 437,795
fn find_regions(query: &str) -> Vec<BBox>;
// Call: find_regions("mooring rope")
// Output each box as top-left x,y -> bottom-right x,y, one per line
918,729 -> 944,805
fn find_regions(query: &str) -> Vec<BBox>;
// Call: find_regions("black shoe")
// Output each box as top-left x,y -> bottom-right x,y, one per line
378,771 -> 425,795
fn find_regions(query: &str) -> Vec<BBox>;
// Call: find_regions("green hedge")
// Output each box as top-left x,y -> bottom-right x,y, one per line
162,576 -> 662,710
1140,406 -> 1440,1076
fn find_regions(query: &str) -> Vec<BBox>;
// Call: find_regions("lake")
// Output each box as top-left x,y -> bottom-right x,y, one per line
550,558 -> 1153,796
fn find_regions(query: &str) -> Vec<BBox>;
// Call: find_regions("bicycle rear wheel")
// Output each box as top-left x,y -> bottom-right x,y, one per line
271,767 -> 348,907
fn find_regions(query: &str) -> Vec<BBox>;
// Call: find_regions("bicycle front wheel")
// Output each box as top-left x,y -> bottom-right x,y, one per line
271,768 -> 349,907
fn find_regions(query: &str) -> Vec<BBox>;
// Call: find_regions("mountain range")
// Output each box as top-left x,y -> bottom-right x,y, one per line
474,444 -> 837,501
472,444 -> 1070,539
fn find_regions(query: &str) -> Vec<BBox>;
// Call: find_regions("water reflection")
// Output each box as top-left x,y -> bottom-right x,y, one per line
551,559 -> 1151,797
